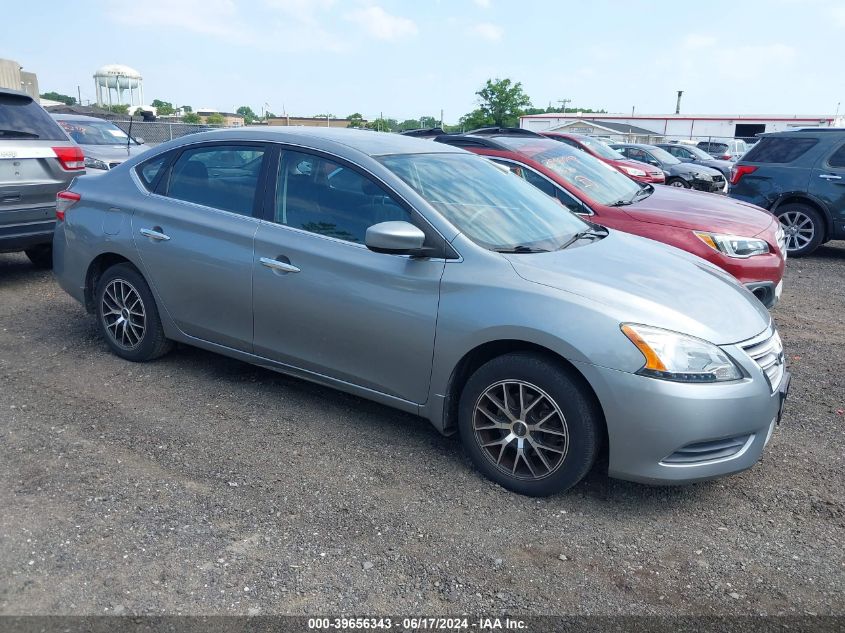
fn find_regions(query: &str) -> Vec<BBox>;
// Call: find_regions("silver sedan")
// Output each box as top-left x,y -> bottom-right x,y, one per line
52,127 -> 789,496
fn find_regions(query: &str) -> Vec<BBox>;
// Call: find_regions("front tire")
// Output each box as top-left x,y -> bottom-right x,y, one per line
776,203 -> 824,256
95,263 -> 173,362
25,245 -> 53,269
458,353 -> 602,496
666,177 -> 689,188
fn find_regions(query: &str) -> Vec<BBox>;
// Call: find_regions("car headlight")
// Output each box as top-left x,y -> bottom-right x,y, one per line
84,156 -> 109,170
694,231 -> 770,258
621,324 -> 742,382
621,165 -> 646,177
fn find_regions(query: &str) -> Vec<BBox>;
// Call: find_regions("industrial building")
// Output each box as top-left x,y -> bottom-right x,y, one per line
519,112 -> 844,143
0,58 -> 39,98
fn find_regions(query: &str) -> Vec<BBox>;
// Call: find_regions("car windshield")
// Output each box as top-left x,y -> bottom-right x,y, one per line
379,152 -> 589,252
645,146 -> 680,165
56,119 -> 138,145
495,137 -> 643,206
576,137 -> 624,160
683,145 -> 716,160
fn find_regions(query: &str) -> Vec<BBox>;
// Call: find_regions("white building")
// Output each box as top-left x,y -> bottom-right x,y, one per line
520,112 -> 844,142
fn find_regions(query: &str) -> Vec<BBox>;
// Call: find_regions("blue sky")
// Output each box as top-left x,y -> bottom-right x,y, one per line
3,0 -> 844,122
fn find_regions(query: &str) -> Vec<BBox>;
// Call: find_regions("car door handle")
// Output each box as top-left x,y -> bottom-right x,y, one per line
260,257 -> 300,273
819,174 -> 842,180
139,228 -> 171,241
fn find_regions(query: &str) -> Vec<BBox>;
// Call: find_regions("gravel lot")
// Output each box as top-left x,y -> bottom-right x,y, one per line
0,244 -> 843,616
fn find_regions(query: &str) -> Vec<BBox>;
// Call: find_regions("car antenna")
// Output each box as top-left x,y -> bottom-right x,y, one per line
127,112 -> 133,151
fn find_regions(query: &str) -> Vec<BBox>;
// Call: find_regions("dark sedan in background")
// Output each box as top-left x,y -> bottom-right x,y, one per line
655,143 -> 733,179
612,143 -> 727,193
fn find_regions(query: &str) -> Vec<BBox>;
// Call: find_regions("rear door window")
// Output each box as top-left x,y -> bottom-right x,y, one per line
164,144 -> 267,216
825,143 -> 845,168
742,137 -> 818,164
137,153 -> 171,191
0,92 -> 66,140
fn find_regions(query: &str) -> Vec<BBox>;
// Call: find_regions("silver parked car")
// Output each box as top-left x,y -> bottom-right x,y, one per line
52,113 -> 148,172
0,88 -> 85,267
53,127 -> 790,496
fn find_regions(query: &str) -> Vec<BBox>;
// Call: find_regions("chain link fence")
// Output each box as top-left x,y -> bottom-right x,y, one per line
111,120 -> 224,146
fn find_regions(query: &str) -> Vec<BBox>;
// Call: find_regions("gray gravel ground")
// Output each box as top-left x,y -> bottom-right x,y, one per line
0,244 -> 843,616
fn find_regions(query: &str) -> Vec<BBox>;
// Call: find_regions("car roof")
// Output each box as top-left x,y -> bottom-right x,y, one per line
0,87 -> 33,98
158,126 -> 466,158
611,143 -> 655,148
760,128 -> 845,137
50,113 -> 114,123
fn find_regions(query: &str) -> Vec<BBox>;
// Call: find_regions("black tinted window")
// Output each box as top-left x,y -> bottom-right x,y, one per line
826,143 -> 845,168
166,145 -> 265,215
0,93 -> 66,140
742,137 -> 817,164
137,153 -> 170,191
274,151 -> 411,243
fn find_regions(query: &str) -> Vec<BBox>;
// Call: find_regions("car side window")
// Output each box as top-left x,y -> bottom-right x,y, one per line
137,153 -> 170,191
492,160 -> 589,215
274,151 -> 412,243
164,145 -> 266,216
826,143 -> 845,168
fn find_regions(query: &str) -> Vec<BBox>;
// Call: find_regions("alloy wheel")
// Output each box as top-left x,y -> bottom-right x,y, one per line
669,179 -> 686,187
101,279 -> 146,350
473,380 -> 569,481
779,210 -> 815,252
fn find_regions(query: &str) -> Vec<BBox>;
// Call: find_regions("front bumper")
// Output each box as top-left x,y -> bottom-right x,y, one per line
690,177 -> 725,193
573,330 -> 788,484
744,280 -> 782,309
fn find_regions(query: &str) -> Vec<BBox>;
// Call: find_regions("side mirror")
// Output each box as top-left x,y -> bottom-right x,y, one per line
365,221 -> 426,255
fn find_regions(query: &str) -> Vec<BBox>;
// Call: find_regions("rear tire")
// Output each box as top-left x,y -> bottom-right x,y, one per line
666,177 -> 689,188
95,263 -> 173,362
776,203 -> 824,256
458,353 -> 602,497
24,245 -> 53,269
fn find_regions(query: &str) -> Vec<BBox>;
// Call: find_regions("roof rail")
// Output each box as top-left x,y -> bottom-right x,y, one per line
400,127 -> 446,137
465,127 -> 543,137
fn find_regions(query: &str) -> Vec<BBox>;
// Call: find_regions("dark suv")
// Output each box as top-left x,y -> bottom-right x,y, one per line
729,129 -> 845,256
0,88 -> 84,267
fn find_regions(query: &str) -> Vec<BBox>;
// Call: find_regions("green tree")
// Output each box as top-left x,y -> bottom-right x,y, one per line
205,112 -> 226,125
475,78 -> 532,127
419,115 -> 438,128
181,105 -> 193,113
458,108 -> 494,132
183,112 -> 201,124
265,111 -> 276,119
40,91 -> 76,105
236,106 -> 257,124
365,117 -> 398,132
107,104 -> 129,115
151,99 -> 176,115
398,119 -> 421,131
346,113 -> 366,128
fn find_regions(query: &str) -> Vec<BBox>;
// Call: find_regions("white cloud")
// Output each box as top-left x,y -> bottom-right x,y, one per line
346,6 -> 418,41
471,22 -> 504,41
682,33 -> 717,50
473,0 -> 492,8
108,0 -> 250,42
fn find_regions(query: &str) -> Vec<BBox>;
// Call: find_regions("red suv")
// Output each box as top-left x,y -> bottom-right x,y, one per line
542,131 -> 665,185
436,129 -> 786,307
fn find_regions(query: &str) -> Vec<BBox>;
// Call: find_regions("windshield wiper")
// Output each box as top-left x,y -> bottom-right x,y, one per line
493,245 -> 550,254
0,129 -> 39,139
608,199 -> 633,207
557,227 -> 606,250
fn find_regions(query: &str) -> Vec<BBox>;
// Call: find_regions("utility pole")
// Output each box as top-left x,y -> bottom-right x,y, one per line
440,108 -> 444,128
675,90 -> 684,114
558,98 -> 571,114
77,85 -> 81,106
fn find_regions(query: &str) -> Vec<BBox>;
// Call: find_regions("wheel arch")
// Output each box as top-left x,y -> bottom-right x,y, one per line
83,252 -> 141,313
440,339 -> 608,450
770,193 -> 833,241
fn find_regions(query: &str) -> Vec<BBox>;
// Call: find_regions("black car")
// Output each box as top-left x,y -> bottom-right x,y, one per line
611,143 -> 726,193
729,128 -> 845,256
655,143 -> 733,179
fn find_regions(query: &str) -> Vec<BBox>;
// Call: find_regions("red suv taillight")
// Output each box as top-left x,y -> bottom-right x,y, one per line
52,146 -> 85,171
730,165 -> 758,185
56,190 -> 81,221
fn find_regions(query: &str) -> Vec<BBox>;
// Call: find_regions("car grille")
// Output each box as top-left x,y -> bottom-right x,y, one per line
662,435 -> 752,464
743,330 -> 785,392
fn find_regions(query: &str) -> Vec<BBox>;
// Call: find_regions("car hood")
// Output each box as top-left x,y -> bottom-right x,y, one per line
81,144 -> 148,163
504,230 -> 770,345
621,185 -> 776,236
666,162 -> 718,179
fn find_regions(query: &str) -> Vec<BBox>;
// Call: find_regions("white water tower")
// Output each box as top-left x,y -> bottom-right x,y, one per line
93,64 -> 143,108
